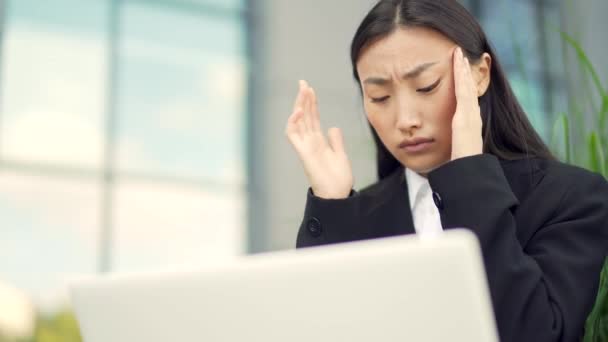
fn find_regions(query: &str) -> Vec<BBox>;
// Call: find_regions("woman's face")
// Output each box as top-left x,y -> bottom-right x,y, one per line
356,27 -> 470,175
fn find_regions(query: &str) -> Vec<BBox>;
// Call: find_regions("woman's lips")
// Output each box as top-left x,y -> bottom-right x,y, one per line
399,140 -> 435,153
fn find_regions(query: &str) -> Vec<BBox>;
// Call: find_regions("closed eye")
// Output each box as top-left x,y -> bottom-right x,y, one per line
371,96 -> 390,103
417,79 -> 441,93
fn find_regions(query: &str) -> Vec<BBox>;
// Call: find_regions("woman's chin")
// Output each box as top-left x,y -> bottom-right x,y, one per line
399,154 -> 450,176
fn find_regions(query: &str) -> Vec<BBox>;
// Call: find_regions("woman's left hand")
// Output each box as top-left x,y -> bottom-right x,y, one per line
450,47 -> 483,161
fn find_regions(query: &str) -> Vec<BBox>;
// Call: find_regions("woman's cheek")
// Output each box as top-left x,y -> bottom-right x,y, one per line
366,107 -> 395,146
435,87 -> 457,121
365,106 -> 383,129
364,105 -> 374,124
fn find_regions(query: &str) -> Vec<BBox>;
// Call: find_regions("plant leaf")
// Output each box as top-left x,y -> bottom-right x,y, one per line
559,30 -> 607,99
584,259 -> 608,342
551,113 -> 571,163
600,94 -> 608,134
588,132 -> 607,176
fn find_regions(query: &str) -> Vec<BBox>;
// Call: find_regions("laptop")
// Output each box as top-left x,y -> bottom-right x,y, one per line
70,229 -> 498,342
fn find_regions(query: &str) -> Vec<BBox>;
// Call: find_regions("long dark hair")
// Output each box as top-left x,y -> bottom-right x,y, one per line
351,0 -> 555,179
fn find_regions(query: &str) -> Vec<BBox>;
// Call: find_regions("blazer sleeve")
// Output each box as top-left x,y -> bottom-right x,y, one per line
296,189 -> 364,247
428,154 -> 608,342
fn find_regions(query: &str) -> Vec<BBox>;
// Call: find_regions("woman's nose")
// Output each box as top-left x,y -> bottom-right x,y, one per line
396,101 -> 422,133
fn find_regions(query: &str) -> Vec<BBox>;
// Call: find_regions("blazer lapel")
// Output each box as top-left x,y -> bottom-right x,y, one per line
368,166 -> 416,236
499,158 -> 546,204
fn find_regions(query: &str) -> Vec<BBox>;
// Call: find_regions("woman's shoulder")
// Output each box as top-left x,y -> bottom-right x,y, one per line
517,157 -> 608,205
535,158 -> 607,188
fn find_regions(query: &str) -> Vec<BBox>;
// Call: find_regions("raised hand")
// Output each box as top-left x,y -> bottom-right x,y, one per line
285,80 -> 354,199
451,47 -> 484,161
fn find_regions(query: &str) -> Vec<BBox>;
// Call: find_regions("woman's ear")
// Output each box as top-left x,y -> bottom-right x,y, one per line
472,52 -> 492,97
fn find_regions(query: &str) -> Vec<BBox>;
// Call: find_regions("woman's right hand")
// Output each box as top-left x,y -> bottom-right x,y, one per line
285,80 -> 354,199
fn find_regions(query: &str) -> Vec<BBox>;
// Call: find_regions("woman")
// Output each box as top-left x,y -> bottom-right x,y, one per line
284,0 -> 608,341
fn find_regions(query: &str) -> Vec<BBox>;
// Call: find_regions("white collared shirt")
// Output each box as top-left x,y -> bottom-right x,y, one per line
405,168 -> 444,236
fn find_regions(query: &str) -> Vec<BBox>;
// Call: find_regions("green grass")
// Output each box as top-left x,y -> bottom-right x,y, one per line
552,30 -> 608,179
553,30 -> 608,342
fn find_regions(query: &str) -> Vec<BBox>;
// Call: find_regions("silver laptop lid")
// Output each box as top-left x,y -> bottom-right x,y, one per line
71,229 -> 498,342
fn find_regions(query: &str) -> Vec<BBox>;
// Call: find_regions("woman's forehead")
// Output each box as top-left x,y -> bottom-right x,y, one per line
357,27 -> 456,74
357,48 -> 454,79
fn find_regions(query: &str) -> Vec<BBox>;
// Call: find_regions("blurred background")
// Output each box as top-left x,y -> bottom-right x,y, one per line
0,0 -> 606,340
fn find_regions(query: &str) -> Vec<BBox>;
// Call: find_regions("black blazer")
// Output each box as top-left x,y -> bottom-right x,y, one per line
296,154 -> 608,342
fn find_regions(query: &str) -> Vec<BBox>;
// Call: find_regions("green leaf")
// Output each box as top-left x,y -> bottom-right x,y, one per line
588,132 -> 607,177
584,259 -> 608,342
559,30 -> 607,99
600,94 -> 608,134
551,113 -> 571,163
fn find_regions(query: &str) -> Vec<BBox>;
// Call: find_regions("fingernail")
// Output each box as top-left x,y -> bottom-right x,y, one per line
299,80 -> 304,89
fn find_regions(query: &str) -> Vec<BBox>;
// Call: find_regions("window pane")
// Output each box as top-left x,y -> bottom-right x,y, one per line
479,0 -> 541,72
116,3 -> 247,184
0,0 -> 107,167
0,172 -> 99,310
543,5 -> 566,78
186,0 -> 246,11
509,74 -> 549,139
113,181 -> 245,272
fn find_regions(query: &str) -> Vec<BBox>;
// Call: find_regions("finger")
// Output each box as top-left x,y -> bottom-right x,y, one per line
286,107 -> 304,141
302,85 -> 313,131
453,47 -> 468,102
310,87 -> 321,131
296,107 -> 308,135
456,50 -> 475,104
327,127 -> 345,153
462,58 -> 482,121
292,80 -> 306,113
464,57 -> 478,96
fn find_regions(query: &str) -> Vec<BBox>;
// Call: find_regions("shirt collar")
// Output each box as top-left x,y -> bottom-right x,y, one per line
405,168 -> 430,211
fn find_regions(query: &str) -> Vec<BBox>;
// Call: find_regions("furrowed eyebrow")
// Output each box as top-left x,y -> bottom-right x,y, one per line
401,61 -> 438,79
362,61 -> 439,85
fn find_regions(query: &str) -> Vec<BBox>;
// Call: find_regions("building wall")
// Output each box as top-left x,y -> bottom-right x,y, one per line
248,0 -> 378,252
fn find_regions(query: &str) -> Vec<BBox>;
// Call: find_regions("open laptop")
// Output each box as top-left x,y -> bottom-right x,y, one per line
70,229 -> 498,342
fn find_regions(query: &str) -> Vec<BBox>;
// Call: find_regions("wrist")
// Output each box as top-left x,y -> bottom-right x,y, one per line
311,187 -> 352,200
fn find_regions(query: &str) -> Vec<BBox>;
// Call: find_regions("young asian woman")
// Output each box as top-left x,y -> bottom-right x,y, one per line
284,1 -> 608,341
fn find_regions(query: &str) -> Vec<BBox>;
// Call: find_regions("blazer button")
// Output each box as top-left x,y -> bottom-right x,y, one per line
307,217 -> 323,237
432,192 -> 444,210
